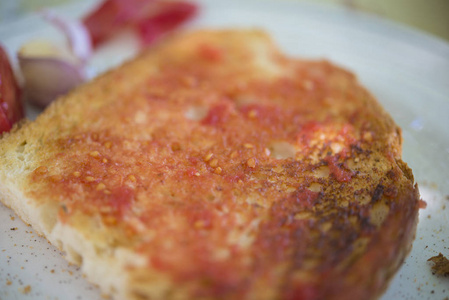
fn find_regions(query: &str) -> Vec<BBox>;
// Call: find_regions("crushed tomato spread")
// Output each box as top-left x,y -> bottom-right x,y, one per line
26,31 -> 419,299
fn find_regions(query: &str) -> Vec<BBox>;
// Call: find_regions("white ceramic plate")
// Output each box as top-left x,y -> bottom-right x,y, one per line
1,0 -> 448,299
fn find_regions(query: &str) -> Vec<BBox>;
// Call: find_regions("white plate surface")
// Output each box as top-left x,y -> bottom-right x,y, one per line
0,0 -> 448,299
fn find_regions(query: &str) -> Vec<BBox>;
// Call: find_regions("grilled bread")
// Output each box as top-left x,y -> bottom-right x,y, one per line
0,30 -> 420,300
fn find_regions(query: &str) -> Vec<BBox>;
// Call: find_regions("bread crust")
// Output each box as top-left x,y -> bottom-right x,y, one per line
0,30 -> 419,300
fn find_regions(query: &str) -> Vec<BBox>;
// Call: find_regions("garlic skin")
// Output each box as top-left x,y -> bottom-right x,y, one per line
18,7 -> 94,108
41,10 -> 92,64
18,40 -> 86,107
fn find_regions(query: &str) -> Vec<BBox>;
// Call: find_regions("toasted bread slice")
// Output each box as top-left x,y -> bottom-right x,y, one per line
0,30 -> 419,300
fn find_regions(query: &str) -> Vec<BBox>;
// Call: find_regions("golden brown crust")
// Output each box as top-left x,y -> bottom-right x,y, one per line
0,29 -> 419,300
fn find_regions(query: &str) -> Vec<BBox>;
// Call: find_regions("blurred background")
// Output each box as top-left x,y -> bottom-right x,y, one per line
0,0 -> 448,42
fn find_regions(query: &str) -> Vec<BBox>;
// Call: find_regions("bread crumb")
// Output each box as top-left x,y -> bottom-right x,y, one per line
6,279 -> 12,286
21,285 -> 31,294
428,253 -> 449,276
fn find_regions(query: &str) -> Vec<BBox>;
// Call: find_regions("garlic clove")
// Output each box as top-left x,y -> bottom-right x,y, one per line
18,41 -> 86,107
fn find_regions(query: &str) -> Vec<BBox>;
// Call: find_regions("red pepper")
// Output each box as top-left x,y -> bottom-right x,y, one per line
83,0 -> 198,47
137,1 -> 198,46
0,108 -> 11,133
0,45 -> 23,134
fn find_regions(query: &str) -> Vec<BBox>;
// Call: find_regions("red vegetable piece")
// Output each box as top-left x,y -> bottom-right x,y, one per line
137,1 -> 198,46
0,107 -> 11,134
83,0 -> 197,47
83,0 -> 154,47
0,45 -> 23,134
